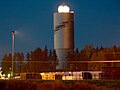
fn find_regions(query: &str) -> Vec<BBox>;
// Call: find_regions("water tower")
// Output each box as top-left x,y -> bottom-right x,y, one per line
54,3 -> 74,69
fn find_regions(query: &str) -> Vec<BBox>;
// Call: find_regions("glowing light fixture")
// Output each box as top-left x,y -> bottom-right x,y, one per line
58,4 -> 70,13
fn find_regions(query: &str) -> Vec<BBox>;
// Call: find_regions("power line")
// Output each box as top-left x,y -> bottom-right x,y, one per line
1,60 -> 120,63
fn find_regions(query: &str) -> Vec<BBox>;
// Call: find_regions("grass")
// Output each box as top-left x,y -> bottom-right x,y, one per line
0,80 -> 119,90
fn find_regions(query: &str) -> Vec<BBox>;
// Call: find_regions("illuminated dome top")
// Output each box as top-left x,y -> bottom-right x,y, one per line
58,4 -> 70,13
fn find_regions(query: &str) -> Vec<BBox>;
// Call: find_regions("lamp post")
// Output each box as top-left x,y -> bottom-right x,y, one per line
11,31 -> 15,78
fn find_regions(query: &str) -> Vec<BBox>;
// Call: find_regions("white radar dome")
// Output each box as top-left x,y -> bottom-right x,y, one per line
58,4 -> 70,13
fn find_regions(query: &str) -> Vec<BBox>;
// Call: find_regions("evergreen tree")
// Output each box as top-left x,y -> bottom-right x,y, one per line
48,49 -> 53,70
31,48 -> 42,72
26,52 -> 31,72
1,54 -> 11,75
52,49 -> 58,70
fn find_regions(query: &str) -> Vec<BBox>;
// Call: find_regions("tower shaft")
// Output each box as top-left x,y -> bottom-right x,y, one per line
54,12 -> 74,69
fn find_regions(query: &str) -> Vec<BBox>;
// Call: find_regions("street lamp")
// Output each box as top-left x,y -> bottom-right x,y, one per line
11,31 -> 15,78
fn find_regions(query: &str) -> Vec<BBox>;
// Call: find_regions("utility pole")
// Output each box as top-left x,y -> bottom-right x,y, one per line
11,31 -> 15,78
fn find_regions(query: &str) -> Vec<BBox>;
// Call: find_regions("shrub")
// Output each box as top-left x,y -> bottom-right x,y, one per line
37,82 -> 52,90
96,86 -> 110,90
37,81 -> 67,90
0,80 -> 6,90
52,81 -> 67,90
70,82 -> 110,90
71,82 -> 94,90
1,80 -> 37,90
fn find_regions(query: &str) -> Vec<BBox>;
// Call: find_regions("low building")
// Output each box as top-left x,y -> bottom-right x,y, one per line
102,67 -> 120,80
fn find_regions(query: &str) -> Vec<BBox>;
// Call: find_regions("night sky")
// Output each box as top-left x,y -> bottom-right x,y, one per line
0,0 -> 120,60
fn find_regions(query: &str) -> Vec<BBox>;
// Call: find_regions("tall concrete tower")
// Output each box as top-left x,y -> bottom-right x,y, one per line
54,3 -> 74,69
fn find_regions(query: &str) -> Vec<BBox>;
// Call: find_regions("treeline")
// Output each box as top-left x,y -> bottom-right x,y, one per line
1,46 -> 58,75
67,45 -> 120,71
1,45 -> 120,75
